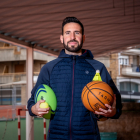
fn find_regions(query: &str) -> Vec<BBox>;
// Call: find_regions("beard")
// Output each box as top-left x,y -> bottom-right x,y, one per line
63,38 -> 83,52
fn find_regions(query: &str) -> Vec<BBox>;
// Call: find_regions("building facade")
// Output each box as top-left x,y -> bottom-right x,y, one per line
96,48 -> 140,102
0,42 -> 56,106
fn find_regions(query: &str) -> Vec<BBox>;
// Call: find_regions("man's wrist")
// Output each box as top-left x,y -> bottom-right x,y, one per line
31,105 -> 35,114
28,104 -> 36,116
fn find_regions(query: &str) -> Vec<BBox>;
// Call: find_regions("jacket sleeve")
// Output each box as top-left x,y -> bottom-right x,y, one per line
100,64 -> 122,119
27,65 -> 50,116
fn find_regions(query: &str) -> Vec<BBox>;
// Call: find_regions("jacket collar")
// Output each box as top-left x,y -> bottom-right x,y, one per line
58,49 -> 94,59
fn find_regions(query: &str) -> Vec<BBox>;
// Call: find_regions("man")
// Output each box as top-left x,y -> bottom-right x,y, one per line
27,17 -> 122,140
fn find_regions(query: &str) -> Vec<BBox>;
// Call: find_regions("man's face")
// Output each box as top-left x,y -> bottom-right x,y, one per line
60,22 -> 85,52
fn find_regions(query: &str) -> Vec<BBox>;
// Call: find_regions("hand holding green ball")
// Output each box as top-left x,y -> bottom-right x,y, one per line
40,102 -> 49,108
35,84 -> 57,119
39,102 -> 51,119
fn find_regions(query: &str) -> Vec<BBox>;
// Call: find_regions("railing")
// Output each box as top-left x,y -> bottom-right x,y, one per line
122,64 -> 140,72
121,65 -> 140,77
120,91 -> 140,101
131,65 -> 140,72
0,72 -> 39,84
0,72 -> 26,84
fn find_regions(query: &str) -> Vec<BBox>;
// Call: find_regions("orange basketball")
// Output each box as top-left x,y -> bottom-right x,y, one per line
81,81 -> 114,113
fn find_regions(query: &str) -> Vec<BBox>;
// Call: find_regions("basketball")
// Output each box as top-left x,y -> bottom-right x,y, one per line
81,81 -> 114,113
34,84 -> 57,119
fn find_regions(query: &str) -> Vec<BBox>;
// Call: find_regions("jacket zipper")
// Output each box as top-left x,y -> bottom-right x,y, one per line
70,56 -> 76,140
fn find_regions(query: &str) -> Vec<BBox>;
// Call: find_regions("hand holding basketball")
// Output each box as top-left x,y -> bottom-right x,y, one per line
95,94 -> 116,117
31,100 -> 50,117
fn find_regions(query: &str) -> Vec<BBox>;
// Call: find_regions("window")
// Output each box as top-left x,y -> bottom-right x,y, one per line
0,87 -> 21,105
96,56 -> 110,67
15,64 -> 24,73
131,83 -> 138,92
120,82 -> 138,92
119,56 -> 129,65
3,65 -> 9,73
124,59 -> 127,65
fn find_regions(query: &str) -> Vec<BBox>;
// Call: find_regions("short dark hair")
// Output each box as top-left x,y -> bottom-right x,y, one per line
62,17 -> 84,35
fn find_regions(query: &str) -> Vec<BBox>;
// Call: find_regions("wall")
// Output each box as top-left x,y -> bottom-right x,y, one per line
98,102 -> 140,140
0,47 -> 26,62
95,53 -> 119,85
107,53 -> 118,85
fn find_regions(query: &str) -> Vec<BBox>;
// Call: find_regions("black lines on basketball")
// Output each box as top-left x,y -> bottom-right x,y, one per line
88,81 -> 103,88
90,88 -> 113,99
86,85 -> 105,107
87,91 -> 96,112
82,81 -> 103,99
82,86 -> 88,100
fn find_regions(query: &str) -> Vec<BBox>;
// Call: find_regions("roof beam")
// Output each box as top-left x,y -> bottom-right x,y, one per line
0,33 -> 31,48
34,45 -> 59,57
0,33 -> 59,57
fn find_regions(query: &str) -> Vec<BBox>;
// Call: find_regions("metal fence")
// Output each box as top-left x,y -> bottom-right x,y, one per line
0,86 -> 21,105
0,78 -> 140,106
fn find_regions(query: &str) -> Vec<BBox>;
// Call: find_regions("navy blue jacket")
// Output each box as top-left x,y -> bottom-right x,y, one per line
27,49 -> 122,140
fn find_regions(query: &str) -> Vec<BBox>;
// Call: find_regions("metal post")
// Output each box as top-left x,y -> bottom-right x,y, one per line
18,109 -> 21,140
43,118 -> 46,140
0,87 -> 1,105
26,47 -> 34,140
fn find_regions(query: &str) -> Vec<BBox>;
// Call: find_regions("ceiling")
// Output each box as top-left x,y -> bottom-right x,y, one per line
0,0 -> 140,56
